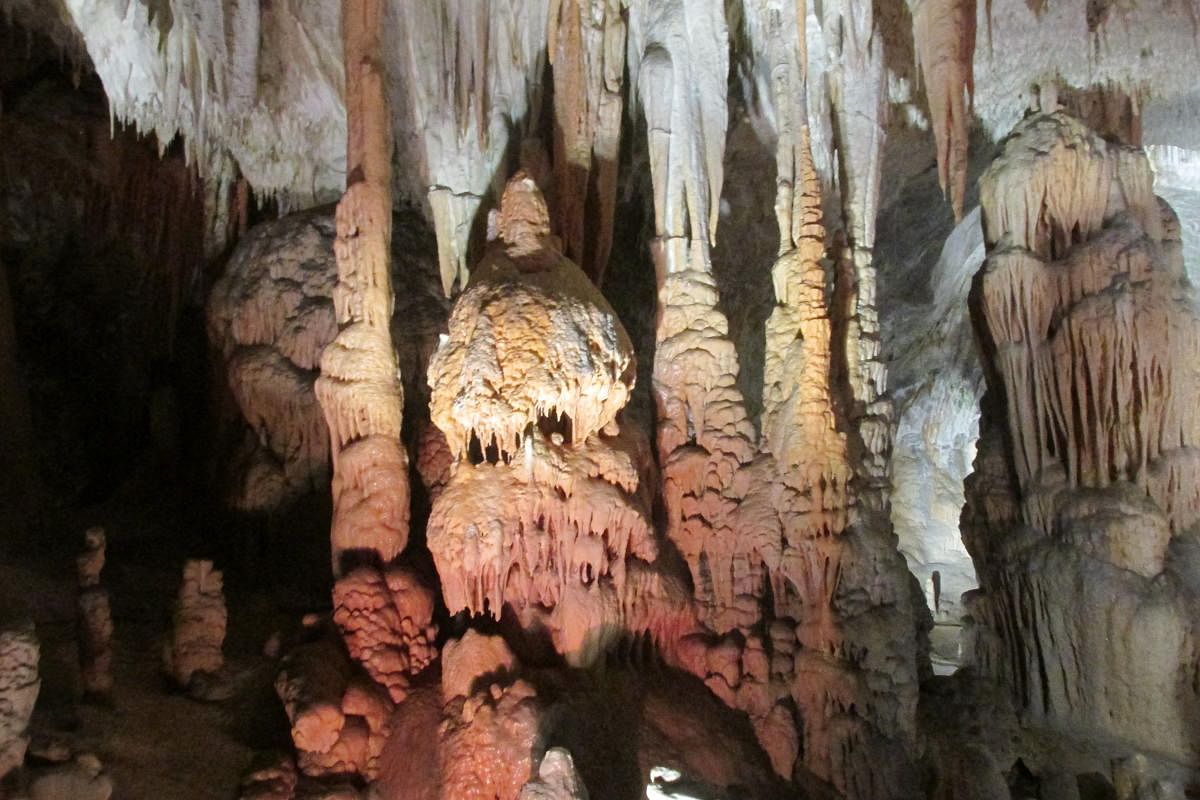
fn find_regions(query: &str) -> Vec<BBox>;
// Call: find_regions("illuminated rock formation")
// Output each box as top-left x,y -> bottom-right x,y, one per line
627,0 -> 757,629
0,618 -> 39,779
397,1 -> 550,295
427,177 -> 634,461
275,637 -> 394,780
76,527 -> 114,700
331,564 -> 437,704
207,208 -> 446,514
439,634 -> 542,800
427,173 -> 692,665
315,0 -> 409,574
965,111 -> 1200,765
163,559 -> 227,689
911,0 -> 976,221
519,748 -> 589,800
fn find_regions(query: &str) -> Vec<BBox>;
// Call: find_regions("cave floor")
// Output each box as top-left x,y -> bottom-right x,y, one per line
0,470 -> 307,799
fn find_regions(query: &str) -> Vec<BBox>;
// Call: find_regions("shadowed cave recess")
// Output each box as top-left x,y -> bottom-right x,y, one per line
2,1 -> 1200,799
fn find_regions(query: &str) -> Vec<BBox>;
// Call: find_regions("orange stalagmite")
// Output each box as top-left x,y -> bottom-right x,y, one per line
316,0 -> 409,574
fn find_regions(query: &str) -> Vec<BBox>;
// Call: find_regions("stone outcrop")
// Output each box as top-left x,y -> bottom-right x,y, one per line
163,559 -> 227,689
964,111 -> 1200,767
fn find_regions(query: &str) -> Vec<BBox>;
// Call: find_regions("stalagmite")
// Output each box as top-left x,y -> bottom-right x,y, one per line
76,527 -> 114,701
820,0 -> 894,500
331,564 -> 437,704
439,632 -> 542,800
163,559 -> 227,689
0,618 -> 39,779
965,110 -> 1200,766
519,748 -> 589,800
315,0 -> 409,573
911,0 -> 976,221
427,173 -> 696,665
208,207 -> 446,514
275,637 -> 394,780
626,0 -> 757,629
548,0 -> 626,283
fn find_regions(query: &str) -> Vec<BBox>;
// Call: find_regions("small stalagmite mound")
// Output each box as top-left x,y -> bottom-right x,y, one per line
76,527 -> 113,701
163,559 -> 227,690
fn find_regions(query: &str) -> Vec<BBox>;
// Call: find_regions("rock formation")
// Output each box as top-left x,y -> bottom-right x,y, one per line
547,0 -> 626,284
76,527 -> 114,700
275,636 -> 395,780
964,111 -> 1200,767
0,618 -> 39,779
519,748 -> 589,800
438,634 -> 542,800
315,0 -> 409,574
207,207 -> 446,513
427,173 -> 695,665
910,0 -> 976,221
163,559 -> 227,689
331,564 -> 437,703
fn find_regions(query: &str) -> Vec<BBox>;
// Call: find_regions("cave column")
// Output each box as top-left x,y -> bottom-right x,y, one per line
315,0 -> 410,573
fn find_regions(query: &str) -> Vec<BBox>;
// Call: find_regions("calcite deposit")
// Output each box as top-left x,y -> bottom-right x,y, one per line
427,173 -> 694,665
965,111 -> 1200,766
207,207 -> 445,513
163,559 -> 227,689
8,2 -> 1200,799
315,0 -> 410,574
275,636 -> 395,780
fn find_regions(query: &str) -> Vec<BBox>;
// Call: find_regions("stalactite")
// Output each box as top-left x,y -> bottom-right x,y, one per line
315,0 -> 409,573
820,0 -> 894,504
399,0 -> 549,296
911,0 -> 976,221
548,0 -> 626,284
626,0 -> 757,627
